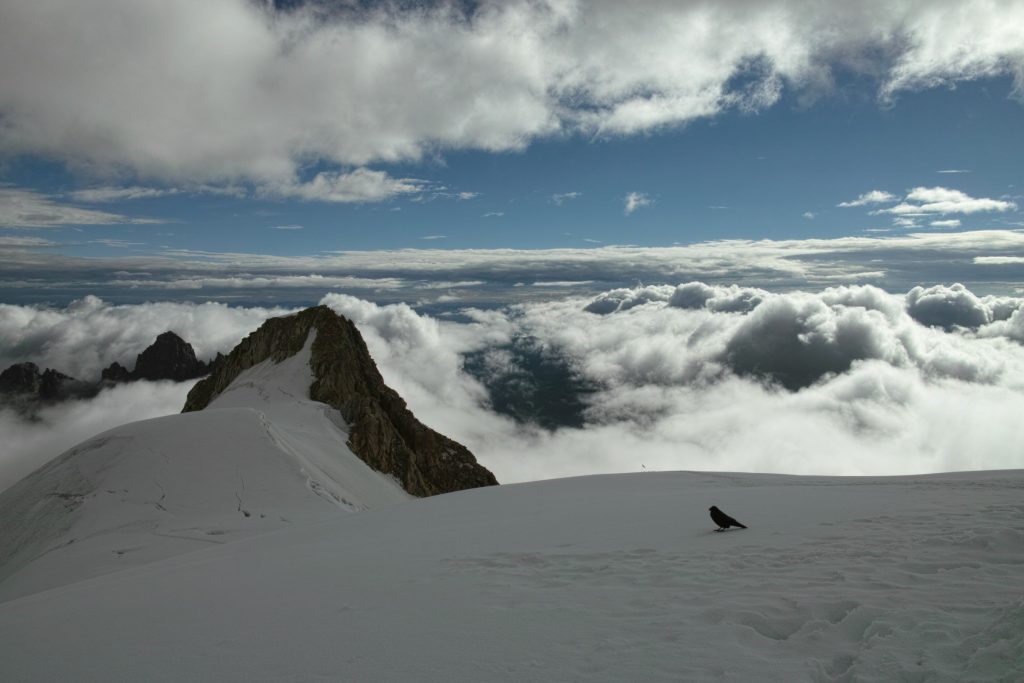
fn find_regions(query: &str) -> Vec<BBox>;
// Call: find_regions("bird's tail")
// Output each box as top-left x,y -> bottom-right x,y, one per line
735,522 -> 748,529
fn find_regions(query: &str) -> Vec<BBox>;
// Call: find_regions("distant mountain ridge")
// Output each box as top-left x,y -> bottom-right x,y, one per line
184,305 -> 498,497
0,331 -> 217,414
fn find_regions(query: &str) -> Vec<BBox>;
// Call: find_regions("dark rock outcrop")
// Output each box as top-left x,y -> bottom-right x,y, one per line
0,362 -> 98,409
38,369 -> 95,402
183,306 -> 498,497
0,363 -> 43,395
98,331 -> 210,384
100,361 -> 131,384
3,331 -> 213,417
131,331 -> 208,382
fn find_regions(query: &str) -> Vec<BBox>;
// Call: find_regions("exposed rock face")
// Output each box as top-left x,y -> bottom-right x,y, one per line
0,363 -> 43,395
100,361 -> 131,384
183,306 -> 498,497
0,362 -> 97,409
131,331 -> 208,382
2,331 -> 212,417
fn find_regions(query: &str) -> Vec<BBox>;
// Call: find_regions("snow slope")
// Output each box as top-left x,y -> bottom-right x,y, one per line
2,468 -> 1022,681
0,331 -> 408,602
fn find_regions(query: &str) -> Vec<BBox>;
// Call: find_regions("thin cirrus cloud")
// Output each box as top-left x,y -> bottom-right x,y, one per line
260,168 -> 429,203
0,236 -> 58,248
551,192 -> 582,206
4,229 -> 1024,300
624,192 -> 652,215
68,185 -> 246,202
0,188 -> 163,229
837,190 -> 898,207
2,1 -> 1024,195
69,186 -> 181,202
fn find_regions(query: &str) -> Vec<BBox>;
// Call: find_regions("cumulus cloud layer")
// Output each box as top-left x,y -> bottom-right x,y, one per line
2,0 -> 1024,190
316,285 -> 1024,481
0,296 -> 295,379
4,284 -> 1024,490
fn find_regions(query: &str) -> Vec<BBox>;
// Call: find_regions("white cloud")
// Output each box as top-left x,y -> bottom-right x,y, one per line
905,283 -> 992,330
107,274 -> 406,291
483,212 -> 504,218
6,229 -> 1024,302
271,224 -> 303,230
91,239 -> 143,249
530,280 -> 595,287
974,256 -> 1024,265
802,211 -> 815,219
551,192 -> 582,205
624,192 -> 652,215
0,188 -> 162,228
69,186 -> 180,202
838,190 -> 898,207
313,285 -> 1024,482
6,284 -> 1024,491
264,168 -> 427,203
878,186 -> 1017,215
930,219 -> 961,228
420,235 -> 446,241
0,236 -> 57,248
3,1 -> 1023,191
0,296 -> 294,379
937,169 -> 971,174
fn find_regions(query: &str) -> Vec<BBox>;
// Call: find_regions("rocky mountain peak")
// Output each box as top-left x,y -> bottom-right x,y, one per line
0,362 -> 42,395
0,361 -> 97,406
183,305 -> 498,497
132,331 -> 208,382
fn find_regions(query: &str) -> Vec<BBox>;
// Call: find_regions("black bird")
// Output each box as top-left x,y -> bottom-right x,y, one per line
709,505 -> 747,531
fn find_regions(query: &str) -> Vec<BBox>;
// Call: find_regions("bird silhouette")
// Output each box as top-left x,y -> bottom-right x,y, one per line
709,505 -> 747,531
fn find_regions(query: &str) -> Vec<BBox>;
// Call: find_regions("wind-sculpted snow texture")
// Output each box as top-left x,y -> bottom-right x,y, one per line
184,305 -> 498,496
0,470 -> 1021,681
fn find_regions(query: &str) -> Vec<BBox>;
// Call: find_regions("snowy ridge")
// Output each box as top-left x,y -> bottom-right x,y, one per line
0,331 -> 408,602
1,469 -> 1023,681
205,330 -> 410,511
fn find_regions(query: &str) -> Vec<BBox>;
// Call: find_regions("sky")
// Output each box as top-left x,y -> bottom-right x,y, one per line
1,0 -> 1024,305
2,0 -> 1024,484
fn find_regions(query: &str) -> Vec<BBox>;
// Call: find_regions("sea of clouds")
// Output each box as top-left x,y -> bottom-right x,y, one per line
2,283 -> 1024,491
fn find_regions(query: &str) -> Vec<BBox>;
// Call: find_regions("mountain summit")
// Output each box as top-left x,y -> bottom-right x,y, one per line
131,330 -> 209,381
183,305 -> 497,497
0,305 -> 493,602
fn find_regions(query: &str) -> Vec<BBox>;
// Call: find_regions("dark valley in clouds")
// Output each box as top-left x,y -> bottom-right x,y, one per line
3,276 -> 1024,490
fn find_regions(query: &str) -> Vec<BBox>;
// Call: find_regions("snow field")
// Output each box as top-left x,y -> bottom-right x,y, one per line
2,470 -> 1022,681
